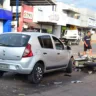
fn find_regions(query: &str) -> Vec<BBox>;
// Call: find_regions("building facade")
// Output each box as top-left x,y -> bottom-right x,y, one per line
10,0 -> 56,32
55,2 -> 81,37
79,8 -> 96,34
4,0 -> 96,37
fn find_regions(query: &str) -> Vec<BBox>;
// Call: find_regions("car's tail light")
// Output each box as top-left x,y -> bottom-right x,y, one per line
23,44 -> 33,58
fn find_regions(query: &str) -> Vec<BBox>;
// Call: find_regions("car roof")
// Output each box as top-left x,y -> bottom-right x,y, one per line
1,32 -> 56,37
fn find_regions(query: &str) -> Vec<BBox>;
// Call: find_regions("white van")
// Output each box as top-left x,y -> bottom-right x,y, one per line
63,30 -> 80,45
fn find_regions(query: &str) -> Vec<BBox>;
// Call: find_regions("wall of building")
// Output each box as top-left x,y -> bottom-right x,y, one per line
3,0 -> 11,11
79,8 -> 96,28
56,2 -> 70,12
56,2 -> 80,27
53,25 -> 61,38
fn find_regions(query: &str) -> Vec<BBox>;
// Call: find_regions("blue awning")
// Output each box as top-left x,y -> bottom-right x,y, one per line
0,9 -> 12,20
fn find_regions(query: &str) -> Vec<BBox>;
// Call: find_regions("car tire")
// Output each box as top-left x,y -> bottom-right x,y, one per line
76,40 -> 80,45
0,71 -> 4,78
66,59 -> 73,73
28,63 -> 44,84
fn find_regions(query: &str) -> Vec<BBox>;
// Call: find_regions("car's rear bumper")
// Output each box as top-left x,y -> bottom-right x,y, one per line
0,63 -> 31,74
0,58 -> 33,74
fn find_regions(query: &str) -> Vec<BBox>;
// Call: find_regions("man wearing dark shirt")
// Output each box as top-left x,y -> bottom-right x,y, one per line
83,31 -> 92,56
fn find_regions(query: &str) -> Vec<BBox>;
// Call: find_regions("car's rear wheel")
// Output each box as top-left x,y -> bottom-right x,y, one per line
0,71 -> 4,78
66,59 -> 73,73
28,63 -> 44,84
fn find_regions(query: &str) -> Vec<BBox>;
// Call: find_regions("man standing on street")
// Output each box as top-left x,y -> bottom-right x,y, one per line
83,31 -> 92,56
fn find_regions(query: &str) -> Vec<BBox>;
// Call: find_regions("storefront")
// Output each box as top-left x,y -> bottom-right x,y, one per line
11,0 -> 56,32
0,9 -> 12,33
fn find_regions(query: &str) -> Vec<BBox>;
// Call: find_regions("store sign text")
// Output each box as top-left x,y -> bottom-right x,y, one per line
23,11 -> 33,20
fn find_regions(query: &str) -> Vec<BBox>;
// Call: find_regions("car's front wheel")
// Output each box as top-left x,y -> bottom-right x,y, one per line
28,63 -> 44,84
66,59 -> 73,73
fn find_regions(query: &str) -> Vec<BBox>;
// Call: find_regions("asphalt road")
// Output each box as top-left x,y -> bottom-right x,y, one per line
0,44 -> 96,96
72,43 -> 96,57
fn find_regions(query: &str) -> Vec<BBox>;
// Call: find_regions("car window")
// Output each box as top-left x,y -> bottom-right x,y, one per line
38,35 -> 53,49
0,34 -> 30,47
52,36 -> 64,50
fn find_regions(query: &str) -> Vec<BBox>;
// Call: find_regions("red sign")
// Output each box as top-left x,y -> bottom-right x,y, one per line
17,4 -> 34,32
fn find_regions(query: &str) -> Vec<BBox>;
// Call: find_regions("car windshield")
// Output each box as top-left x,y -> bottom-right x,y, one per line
0,34 -> 30,47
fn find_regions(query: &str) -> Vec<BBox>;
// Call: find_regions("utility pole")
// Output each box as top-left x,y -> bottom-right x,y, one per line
16,0 -> 19,30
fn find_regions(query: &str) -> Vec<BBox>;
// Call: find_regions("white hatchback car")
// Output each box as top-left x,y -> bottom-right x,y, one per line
0,32 -> 73,83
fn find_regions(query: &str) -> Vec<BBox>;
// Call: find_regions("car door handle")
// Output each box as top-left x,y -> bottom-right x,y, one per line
43,52 -> 47,55
57,53 -> 60,55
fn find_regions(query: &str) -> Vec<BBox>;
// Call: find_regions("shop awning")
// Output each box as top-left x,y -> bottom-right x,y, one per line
0,9 -> 12,20
10,0 -> 56,6
24,22 -> 40,28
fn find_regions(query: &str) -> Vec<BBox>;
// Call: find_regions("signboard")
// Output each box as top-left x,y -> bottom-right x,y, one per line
88,18 -> 96,27
23,10 -> 33,20
17,4 -> 34,32
49,13 -> 59,21
23,5 -> 33,23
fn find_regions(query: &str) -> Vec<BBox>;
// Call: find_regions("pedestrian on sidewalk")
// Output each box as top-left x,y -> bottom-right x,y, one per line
83,31 -> 92,56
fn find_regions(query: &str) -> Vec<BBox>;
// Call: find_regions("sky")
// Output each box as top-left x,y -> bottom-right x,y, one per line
57,0 -> 96,11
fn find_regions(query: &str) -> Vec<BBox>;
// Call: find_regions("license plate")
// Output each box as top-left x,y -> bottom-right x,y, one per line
0,64 -> 9,69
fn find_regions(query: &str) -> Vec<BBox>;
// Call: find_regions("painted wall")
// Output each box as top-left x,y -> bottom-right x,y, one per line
34,6 -> 67,26
56,2 -> 80,26
79,8 -> 96,28
3,0 -> 11,11
53,25 -> 61,38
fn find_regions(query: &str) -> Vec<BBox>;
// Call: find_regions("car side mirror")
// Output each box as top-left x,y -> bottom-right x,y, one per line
67,46 -> 71,50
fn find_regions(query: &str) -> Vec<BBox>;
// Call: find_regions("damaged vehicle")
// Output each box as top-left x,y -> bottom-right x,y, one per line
0,32 -> 73,84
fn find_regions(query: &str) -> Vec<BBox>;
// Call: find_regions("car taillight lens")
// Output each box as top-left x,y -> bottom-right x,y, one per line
23,44 -> 33,58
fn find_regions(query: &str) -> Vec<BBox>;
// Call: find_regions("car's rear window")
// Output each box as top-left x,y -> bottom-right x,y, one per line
0,34 -> 30,47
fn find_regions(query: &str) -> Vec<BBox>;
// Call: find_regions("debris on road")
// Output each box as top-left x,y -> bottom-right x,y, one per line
88,71 -> 93,74
74,68 -> 81,72
54,82 -> 62,85
71,80 -> 83,84
64,73 -> 71,77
